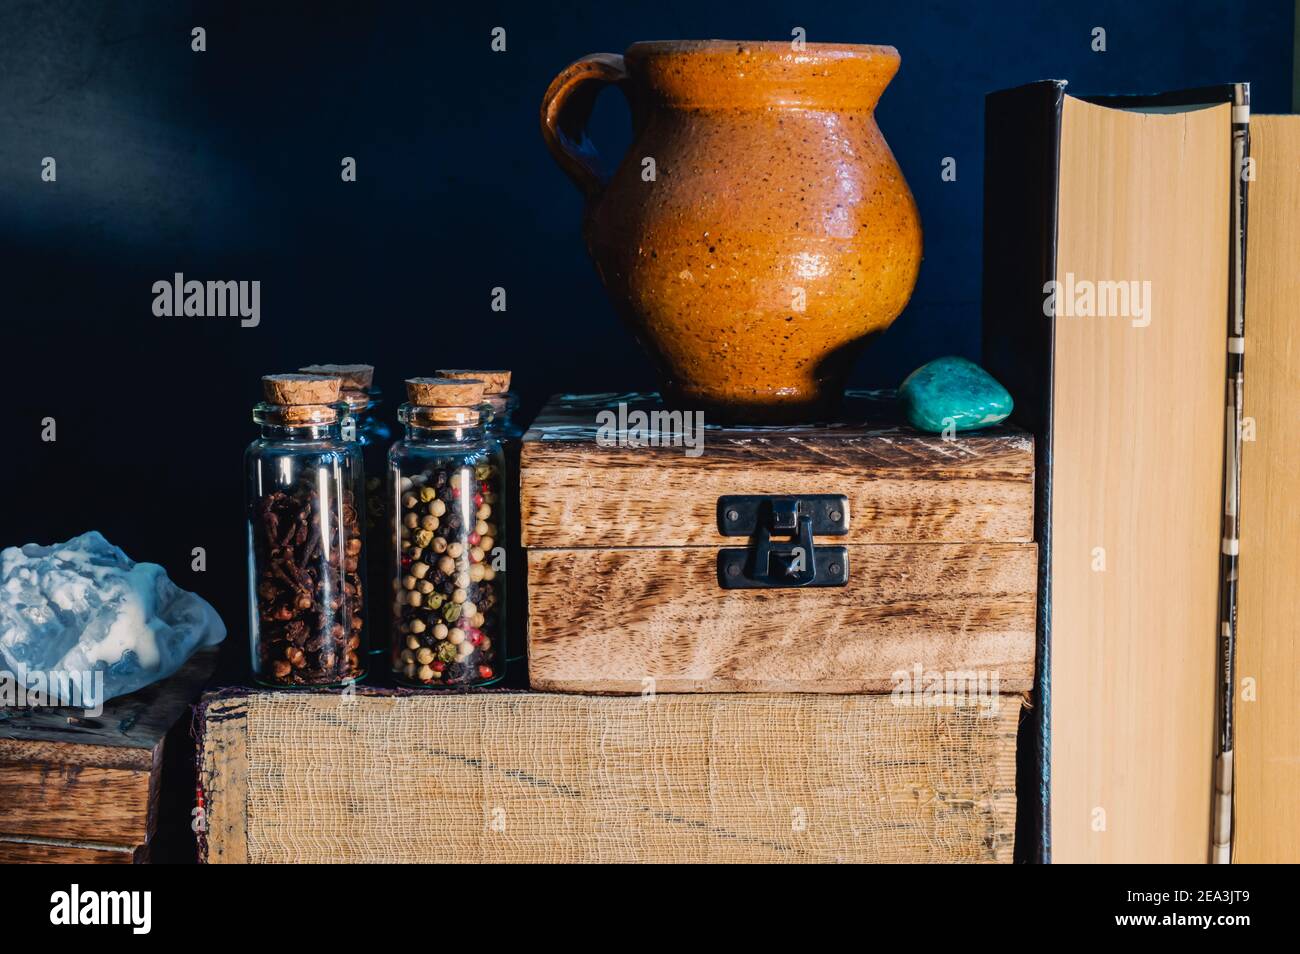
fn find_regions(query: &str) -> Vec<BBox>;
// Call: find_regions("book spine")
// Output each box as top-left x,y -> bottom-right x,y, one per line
1213,83 -> 1250,865
982,80 -> 1066,864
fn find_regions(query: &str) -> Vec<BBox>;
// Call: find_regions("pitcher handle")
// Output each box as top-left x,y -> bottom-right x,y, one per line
540,53 -> 629,201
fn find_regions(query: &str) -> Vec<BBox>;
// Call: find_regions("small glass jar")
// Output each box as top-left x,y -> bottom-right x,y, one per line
390,378 -> 504,688
439,370 -> 521,675
302,365 -> 393,659
246,374 -> 367,687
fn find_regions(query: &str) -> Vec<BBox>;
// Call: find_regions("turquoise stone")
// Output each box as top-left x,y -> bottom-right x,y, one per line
898,356 -> 1013,433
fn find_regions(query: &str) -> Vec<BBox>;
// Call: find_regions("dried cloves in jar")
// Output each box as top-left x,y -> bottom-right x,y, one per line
246,374 -> 368,687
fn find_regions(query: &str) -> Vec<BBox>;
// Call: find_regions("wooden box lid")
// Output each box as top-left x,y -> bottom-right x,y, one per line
520,391 -> 1034,548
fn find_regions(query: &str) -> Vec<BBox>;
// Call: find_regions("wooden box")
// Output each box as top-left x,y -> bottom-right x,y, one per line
0,649 -> 215,863
520,393 -> 1036,693
199,689 -> 1020,863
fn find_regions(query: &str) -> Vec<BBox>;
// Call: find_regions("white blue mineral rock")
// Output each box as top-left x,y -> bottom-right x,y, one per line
0,531 -> 225,704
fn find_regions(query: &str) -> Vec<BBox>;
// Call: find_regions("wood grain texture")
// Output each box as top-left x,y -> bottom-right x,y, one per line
202,691 -> 1021,863
0,761 -> 153,844
0,838 -> 139,863
521,394 -> 1034,548
1235,114 -> 1300,864
0,738 -> 154,771
198,696 -> 249,864
528,543 -> 1036,692
0,648 -> 216,861
1049,97 -> 1227,863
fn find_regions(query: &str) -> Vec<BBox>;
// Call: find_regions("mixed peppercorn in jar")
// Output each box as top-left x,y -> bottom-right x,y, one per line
436,369 -> 520,670
389,377 -> 505,688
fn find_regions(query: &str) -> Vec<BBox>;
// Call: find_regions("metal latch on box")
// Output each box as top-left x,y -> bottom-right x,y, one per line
716,494 -> 849,589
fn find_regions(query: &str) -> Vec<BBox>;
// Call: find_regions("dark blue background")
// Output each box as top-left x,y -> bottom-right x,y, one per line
1,0 -> 1292,657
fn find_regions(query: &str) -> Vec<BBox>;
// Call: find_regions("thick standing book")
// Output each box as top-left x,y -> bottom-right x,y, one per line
1234,113 -> 1300,865
982,81 -> 1253,863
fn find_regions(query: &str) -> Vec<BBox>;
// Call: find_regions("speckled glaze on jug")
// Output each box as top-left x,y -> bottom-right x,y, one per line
541,40 -> 922,422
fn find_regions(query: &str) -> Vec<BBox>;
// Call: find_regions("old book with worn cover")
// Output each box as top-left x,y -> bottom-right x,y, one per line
983,81 -> 1253,863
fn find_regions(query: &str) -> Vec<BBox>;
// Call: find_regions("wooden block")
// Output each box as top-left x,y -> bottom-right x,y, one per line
528,543 -> 1036,692
199,690 -> 1021,864
0,648 -> 217,863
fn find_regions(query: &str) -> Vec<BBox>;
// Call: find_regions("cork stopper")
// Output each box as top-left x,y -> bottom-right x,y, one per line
437,369 -> 511,394
299,364 -> 375,390
257,374 -> 343,425
405,377 -> 486,425
406,377 -> 487,407
263,374 -> 342,405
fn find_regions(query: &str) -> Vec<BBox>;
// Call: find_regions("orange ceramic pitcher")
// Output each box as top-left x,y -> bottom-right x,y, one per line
541,40 -> 922,422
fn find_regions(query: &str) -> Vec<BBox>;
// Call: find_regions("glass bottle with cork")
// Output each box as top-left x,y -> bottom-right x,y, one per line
437,370 -> 522,679
300,363 -> 391,659
245,374 -> 368,686
389,377 -> 505,688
